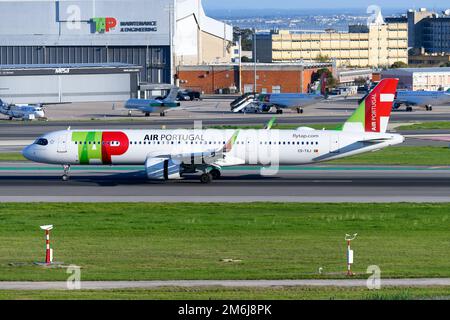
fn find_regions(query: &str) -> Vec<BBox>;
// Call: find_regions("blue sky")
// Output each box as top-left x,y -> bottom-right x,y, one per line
203,0 -> 449,10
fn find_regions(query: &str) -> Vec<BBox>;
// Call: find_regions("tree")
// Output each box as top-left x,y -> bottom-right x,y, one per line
311,68 -> 337,92
233,27 -> 254,52
390,61 -> 408,69
354,76 -> 369,86
316,54 -> 331,63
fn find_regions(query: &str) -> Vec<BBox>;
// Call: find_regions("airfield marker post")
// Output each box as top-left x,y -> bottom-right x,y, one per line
40,225 -> 54,264
345,233 -> 357,276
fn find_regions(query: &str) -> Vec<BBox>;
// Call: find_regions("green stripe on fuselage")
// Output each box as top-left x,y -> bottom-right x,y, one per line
72,131 -> 102,164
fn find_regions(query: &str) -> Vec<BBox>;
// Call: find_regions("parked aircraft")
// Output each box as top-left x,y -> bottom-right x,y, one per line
231,74 -> 327,114
125,88 -> 181,117
393,88 -> 450,111
0,99 -> 46,120
23,79 -> 403,184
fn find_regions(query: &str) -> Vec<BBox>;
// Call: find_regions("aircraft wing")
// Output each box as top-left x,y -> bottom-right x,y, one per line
359,138 -> 391,145
144,130 -> 241,166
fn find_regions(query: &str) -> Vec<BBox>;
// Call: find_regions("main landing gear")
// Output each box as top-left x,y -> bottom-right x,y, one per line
276,109 -> 283,114
425,105 -> 433,111
296,107 -> 304,114
199,167 -> 222,184
160,112 -> 166,117
62,164 -> 71,181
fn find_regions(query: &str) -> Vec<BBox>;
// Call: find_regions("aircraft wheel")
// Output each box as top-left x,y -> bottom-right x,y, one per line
62,174 -> 69,182
210,169 -> 221,180
200,173 -> 213,184
145,112 -> 150,117
276,109 -> 283,114
9,117 -> 13,120
407,107 -> 413,112
160,112 -> 166,117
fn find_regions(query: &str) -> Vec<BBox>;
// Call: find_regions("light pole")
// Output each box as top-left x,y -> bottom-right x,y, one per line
253,30 -> 257,94
238,33 -> 243,94
234,28 -> 244,95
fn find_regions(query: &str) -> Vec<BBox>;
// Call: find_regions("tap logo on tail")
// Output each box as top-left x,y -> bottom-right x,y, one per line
341,78 -> 399,133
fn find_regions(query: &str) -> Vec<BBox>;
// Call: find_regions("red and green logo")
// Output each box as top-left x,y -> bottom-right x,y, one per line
72,131 -> 129,165
92,17 -> 117,33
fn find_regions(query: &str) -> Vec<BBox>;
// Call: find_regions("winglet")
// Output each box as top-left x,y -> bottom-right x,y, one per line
223,130 -> 240,153
265,117 -> 276,130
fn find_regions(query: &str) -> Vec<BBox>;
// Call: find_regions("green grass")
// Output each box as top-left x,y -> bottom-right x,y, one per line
329,146 -> 450,166
0,203 -> 449,282
0,287 -> 449,300
0,152 -> 26,162
397,122 -> 450,131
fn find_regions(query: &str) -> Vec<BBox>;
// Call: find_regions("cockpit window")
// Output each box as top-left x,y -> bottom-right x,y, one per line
35,138 -> 48,146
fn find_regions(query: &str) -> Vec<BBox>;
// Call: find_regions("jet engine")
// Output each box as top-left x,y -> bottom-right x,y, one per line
260,104 -> 272,112
145,157 -> 182,180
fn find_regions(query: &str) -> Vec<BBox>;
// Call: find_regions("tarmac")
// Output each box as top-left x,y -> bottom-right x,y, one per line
0,164 -> 449,202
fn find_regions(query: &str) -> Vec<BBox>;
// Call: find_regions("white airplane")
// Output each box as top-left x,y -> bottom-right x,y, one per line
125,87 -> 181,117
232,74 -> 328,114
0,99 -> 46,120
23,79 -> 403,184
393,88 -> 450,112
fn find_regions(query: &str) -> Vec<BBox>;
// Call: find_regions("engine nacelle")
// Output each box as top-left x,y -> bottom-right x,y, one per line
260,104 -> 271,112
145,158 -> 182,180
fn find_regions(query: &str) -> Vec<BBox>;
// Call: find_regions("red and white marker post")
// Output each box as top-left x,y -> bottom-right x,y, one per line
345,233 -> 357,276
40,225 -> 54,264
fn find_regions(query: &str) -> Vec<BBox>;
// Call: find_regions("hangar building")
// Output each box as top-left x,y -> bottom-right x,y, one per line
0,0 -> 233,85
0,63 -> 141,104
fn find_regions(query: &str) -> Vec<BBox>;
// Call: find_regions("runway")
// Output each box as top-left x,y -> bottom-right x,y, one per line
0,279 -> 449,290
0,164 -> 449,202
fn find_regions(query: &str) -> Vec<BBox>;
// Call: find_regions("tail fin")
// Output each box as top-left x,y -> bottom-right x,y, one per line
340,78 -> 398,133
163,87 -> 179,103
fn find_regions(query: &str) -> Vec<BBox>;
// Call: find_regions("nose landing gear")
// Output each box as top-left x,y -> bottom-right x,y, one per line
62,164 -> 71,181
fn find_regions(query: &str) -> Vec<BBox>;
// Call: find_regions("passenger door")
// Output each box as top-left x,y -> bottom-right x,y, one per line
329,134 -> 340,154
57,133 -> 69,153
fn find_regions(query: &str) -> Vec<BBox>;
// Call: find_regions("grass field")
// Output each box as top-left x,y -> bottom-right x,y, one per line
1,287 -> 449,300
329,146 -> 450,166
397,122 -> 450,131
0,152 -> 26,162
0,203 -> 449,283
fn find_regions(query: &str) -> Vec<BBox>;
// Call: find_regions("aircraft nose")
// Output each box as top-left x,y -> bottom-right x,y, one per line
22,145 -> 35,161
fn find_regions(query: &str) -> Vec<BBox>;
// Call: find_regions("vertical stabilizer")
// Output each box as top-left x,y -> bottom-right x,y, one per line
340,78 -> 398,133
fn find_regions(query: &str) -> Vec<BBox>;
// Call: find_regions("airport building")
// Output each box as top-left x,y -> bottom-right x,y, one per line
409,50 -> 450,67
0,63 -> 141,104
254,18 -> 408,68
177,62 -> 333,94
407,8 -> 450,53
381,67 -> 450,91
0,0 -> 232,86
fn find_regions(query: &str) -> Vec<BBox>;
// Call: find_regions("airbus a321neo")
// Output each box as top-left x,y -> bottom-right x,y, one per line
23,79 -> 403,183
